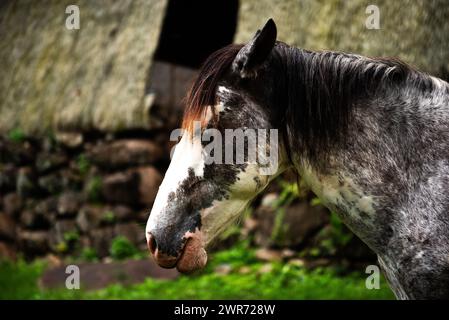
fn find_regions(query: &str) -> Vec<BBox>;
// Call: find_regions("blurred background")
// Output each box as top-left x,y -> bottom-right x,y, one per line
0,0 -> 448,299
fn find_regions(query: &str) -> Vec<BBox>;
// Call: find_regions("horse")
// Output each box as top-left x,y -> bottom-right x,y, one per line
146,19 -> 449,299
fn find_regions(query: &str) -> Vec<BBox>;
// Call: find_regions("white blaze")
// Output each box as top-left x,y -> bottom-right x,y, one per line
145,132 -> 205,242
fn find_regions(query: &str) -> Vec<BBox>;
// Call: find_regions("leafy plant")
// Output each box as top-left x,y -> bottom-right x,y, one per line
80,247 -> 98,262
55,242 -> 69,254
109,236 -> 139,260
267,181 -> 300,244
270,208 -> 287,243
76,154 -> 91,176
310,197 -> 322,207
312,212 -> 354,256
63,231 -> 80,243
329,212 -> 353,247
7,128 -> 26,143
274,181 -> 299,208
101,210 -> 116,224
86,175 -> 102,202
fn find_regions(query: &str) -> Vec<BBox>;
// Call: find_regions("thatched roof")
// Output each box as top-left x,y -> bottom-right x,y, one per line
0,0 -> 167,134
235,0 -> 449,77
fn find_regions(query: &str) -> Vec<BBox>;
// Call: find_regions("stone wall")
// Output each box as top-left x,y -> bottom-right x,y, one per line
0,130 -> 171,260
0,129 -> 374,263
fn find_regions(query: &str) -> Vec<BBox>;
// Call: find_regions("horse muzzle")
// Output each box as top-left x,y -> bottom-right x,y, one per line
147,228 -> 208,273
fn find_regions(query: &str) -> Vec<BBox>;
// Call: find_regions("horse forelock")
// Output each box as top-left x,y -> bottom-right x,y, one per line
182,44 -> 243,135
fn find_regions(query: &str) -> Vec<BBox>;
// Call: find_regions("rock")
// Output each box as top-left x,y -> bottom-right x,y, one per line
38,172 -> 64,195
114,223 -> 145,246
0,140 -> 36,165
283,203 -> 329,243
137,209 -> 151,223
57,192 -> 83,217
20,208 -> 51,230
76,205 -> 136,233
18,230 -> 49,255
35,151 -> 67,173
253,201 -> 329,248
214,264 -> 233,275
257,264 -> 273,274
90,227 -> 116,257
281,248 -> 296,259
0,164 -> 17,193
113,205 -> 134,222
35,197 -> 58,217
16,167 -> 39,197
137,167 -> 163,206
304,258 -> 331,269
101,166 -> 162,206
78,235 -> 92,249
54,132 -> 83,149
61,168 -> 84,191
40,259 -> 178,291
0,242 -> 17,261
238,266 -> 251,274
45,254 -> 63,268
2,193 -> 23,217
76,205 -> 107,233
88,139 -> 164,169
103,257 -> 114,264
49,220 -> 78,251
252,206 -> 275,248
242,217 -> 258,236
260,193 -> 278,207
288,258 -> 305,268
0,213 -> 16,241
101,171 -> 140,205
335,234 -> 376,261
255,248 -> 283,262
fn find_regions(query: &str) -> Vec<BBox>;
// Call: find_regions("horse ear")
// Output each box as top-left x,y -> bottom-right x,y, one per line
232,18 -> 277,78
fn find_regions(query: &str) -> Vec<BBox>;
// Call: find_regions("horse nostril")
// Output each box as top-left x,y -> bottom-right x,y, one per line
147,232 -> 179,269
147,233 -> 157,255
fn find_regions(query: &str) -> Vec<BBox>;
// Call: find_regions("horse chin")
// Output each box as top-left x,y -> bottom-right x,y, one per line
176,236 -> 208,273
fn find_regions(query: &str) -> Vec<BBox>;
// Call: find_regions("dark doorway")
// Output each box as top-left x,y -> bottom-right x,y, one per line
154,0 -> 239,69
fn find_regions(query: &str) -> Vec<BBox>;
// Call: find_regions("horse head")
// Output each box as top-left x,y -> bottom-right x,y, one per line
145,19 -> 291,273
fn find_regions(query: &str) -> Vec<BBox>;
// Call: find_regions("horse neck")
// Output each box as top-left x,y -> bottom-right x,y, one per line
275,47 -> 384,165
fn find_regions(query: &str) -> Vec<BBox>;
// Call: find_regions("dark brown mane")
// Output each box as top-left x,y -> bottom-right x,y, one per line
182,44 -> 243,133
181,41 -> 437,164
272,43 -> 437,163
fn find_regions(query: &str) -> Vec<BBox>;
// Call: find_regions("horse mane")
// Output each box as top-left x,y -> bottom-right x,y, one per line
271,42 -> 436,164
182,41 -> 437,163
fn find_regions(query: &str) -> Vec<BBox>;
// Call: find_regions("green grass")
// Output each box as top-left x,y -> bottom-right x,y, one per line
0,259 -> 46,299
0,242 -> 395,300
